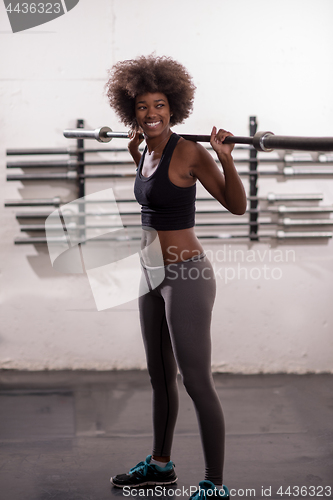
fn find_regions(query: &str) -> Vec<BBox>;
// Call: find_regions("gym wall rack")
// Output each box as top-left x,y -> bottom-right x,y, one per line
5,117 -> 333,244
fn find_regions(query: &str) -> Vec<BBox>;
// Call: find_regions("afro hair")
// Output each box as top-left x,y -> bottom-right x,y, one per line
105,54 -> 196,129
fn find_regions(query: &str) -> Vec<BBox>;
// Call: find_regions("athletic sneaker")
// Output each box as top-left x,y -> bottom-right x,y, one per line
189,480 -> 230,499
110,455 -> 177,488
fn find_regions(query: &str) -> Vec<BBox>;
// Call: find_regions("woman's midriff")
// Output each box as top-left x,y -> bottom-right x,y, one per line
157,227 -> 204,264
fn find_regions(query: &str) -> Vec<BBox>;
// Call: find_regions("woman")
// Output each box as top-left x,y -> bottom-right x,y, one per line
105,55 -> 246,499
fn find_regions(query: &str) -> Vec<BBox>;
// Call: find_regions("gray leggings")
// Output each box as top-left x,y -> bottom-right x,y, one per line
139,254 -> 225,485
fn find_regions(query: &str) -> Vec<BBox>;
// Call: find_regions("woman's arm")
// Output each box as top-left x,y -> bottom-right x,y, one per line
191,127 -> 247,215
128,130 -> 144,167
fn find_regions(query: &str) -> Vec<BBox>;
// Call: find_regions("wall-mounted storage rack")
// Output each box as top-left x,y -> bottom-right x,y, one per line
5,117 -> 333,244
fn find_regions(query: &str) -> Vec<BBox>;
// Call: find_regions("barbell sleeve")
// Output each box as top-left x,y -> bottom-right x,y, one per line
242,168 -> 333,176
275,231 -> 332,239
254,133 -> 333,152
268,205 -> 333,213
5,197 -> 62,207
6,160 -> 79,169
63,126 -> 122,142
282,167 -> 333,176
7,148 -> 71,156
7,172 -> 78,181
282,218 -> 333,226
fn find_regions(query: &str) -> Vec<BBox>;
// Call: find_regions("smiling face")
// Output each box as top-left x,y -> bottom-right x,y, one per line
135,92 -> 172,138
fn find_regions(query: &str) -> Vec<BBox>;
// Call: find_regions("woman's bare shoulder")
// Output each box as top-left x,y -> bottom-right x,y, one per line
175,136 -> 211,162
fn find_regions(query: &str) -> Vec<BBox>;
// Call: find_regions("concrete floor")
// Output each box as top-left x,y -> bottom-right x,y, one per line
0,371 -> 332,500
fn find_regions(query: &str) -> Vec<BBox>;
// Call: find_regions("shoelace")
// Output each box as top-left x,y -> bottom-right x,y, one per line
129,460 -> 149,476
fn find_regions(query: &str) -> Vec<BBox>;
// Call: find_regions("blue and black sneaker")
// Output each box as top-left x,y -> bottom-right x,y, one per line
189,480 -> 230,499
110,455 -> 177,488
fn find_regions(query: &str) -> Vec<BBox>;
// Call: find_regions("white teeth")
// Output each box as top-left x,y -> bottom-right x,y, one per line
146,121 -> 160,127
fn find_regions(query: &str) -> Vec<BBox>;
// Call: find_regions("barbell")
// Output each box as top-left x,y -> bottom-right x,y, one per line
6,157 -> 333,169
14,205 -> 333,220
63,127 -> 333,152
4,193 -> 323,207
18,218 -> 333,233
7,167 -> 333,182
13,231 -> 333,245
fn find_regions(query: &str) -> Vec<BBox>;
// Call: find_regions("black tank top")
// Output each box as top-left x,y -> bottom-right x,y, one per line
134,133 -> 196,231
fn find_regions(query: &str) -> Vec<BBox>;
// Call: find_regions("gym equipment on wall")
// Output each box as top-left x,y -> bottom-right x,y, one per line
5,118 -> 333,243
